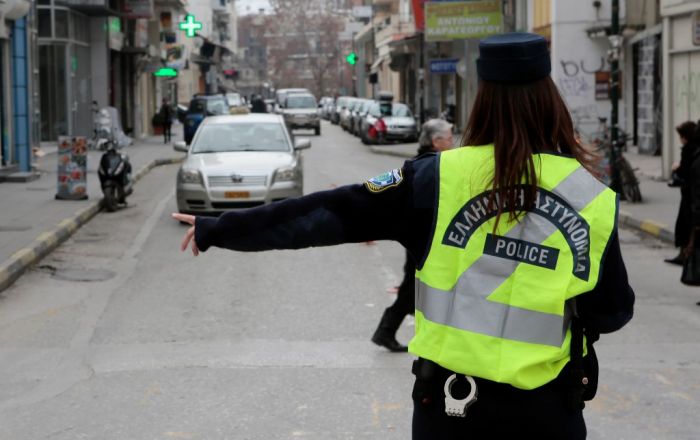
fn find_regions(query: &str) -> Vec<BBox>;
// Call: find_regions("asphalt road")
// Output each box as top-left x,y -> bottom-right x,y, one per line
0,121 -> 698,439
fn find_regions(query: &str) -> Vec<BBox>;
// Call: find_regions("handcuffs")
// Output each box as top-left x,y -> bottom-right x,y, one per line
443,374 -> 478,417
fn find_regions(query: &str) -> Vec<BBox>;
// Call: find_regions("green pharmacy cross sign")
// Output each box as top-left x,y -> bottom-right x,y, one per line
179,15 -> 202,38
346,52 -> 358,65
154,68 -> 178,78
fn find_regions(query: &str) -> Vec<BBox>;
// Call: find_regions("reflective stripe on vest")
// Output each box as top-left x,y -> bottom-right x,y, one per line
416,166 -> 608,347
410,146 -> 618,390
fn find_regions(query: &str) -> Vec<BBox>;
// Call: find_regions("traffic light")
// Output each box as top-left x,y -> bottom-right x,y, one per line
346,52 -> 358,65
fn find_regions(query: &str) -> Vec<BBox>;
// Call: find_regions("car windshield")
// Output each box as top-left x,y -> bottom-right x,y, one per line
207,99 -> 229,114
371,102 -> 412,117
192,122 -> 290,153
189,98 -> 228,115
226,94 -> 242,106
286,95 -> 316,109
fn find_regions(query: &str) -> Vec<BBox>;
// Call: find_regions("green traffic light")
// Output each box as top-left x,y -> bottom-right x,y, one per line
346,52 -> 358,65
154,68 -> 178,78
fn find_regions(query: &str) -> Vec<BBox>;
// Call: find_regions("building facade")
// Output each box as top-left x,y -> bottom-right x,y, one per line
0,0 -> 32,174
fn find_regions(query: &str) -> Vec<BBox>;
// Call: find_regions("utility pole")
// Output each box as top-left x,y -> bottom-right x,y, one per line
608,0 -> 623,196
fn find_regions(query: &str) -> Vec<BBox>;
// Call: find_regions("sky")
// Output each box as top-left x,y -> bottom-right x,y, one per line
236,0 -> 272,15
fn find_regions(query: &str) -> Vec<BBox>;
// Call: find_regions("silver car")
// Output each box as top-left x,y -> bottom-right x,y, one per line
282,93 -> 321,135
361,102 -> 417,144
174,114 -> 310,214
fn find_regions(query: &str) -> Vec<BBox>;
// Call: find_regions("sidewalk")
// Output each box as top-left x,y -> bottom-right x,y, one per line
371,142 -> 679,244
0,127 -> 185,292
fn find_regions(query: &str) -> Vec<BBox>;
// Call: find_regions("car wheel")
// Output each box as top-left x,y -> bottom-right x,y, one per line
315,126 -> 321,136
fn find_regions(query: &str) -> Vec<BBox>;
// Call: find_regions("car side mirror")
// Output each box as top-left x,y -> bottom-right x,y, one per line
294,138 -> 311,150
173,141 -> 188,152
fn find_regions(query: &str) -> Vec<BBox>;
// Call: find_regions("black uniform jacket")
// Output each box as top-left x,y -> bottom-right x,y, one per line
195,154 -> 635,335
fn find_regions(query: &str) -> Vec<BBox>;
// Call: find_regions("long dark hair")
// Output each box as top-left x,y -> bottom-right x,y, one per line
461,76 -> 595,227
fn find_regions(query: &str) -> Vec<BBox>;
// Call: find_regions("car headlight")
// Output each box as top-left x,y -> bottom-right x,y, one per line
178,168 -> 203,185
273,166 -> 298,183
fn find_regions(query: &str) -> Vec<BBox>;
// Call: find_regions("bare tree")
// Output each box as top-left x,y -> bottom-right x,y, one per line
265,0 -> 346,97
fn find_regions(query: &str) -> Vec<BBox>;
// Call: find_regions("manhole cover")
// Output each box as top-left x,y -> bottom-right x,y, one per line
0,225 -> 32,232
52,268 -> 116,282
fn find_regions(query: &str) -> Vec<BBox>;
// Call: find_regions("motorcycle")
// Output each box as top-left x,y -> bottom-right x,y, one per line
97,141 -> 133,212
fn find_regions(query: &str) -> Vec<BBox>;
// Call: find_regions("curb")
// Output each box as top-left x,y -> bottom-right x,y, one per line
619,210 -> 675,244
0,156 -> 184,294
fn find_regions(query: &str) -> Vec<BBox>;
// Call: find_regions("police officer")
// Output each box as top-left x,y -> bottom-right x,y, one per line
173,33 -> 634,438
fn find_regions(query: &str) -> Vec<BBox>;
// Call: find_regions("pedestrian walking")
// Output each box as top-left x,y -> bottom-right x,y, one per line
665,121 -> 698,264
173,33 -> 634,438
251,95 -> 267,113
159,98 -> 173,143
372,118 -> 454,353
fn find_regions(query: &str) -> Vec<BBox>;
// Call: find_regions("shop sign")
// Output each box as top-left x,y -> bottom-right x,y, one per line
108,16 -> 124,51
165,44 -> 187,70
425,1 -> 502,42
124,0 -> 153,19
352,5 -> 372,18
134,18 -> 149,48
430,58 -> 459,74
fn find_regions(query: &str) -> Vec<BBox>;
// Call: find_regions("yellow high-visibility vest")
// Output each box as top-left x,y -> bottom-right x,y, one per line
410,145 -> 617,390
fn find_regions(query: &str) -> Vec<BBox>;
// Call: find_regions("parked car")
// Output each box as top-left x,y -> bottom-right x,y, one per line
275,88 -> 311,113
226,92 -> 249,115
339,97 -> 359,131
173,113 -> 310,215
281,93 -> 321,135
318,96 -> 333,119
183,95 -> 229,144
360,101 -> 417,144
331,96 -> 351,125
351,99 -> 374,136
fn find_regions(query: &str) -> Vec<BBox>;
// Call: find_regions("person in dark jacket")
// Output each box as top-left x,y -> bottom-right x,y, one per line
173,33 -> 634,438
159,98 -> 173,143
251,95 -> 267,113
683,122 -> 700,306
666,121 -> 698,264
372,118 -> 454,352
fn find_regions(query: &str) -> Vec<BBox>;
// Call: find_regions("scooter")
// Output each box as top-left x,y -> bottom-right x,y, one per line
89,107 -> 112,151
97,141 -> 133,212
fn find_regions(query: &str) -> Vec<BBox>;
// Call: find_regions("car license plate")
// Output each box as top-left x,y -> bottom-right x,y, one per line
224,191 -> 250,199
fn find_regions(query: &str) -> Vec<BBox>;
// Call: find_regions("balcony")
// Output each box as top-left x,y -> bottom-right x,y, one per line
59,0 -> 119,16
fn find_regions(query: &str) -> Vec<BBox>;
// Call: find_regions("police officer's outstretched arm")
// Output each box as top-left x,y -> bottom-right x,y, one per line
172,158 -> 435,259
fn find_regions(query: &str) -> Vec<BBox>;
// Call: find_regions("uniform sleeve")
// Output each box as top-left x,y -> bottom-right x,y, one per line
576,231 -> 635,334
193,156 -> 437,257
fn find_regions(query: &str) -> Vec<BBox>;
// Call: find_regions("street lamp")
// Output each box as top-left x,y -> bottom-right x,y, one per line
608,0 -> 623,196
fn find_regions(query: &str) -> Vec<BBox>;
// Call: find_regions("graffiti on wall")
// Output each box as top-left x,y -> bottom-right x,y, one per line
559,57 -> 609,128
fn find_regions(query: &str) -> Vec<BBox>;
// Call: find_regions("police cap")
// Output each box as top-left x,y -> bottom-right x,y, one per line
476,32 -> 551,84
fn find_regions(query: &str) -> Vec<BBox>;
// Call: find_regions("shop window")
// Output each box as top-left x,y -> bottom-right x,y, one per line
54,9 -> 69,39
38,9 -> 52,38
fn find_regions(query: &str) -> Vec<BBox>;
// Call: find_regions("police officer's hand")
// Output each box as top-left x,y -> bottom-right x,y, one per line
172,213 -> 200,256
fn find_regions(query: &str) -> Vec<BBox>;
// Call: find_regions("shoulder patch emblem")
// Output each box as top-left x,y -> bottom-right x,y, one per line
365,169 -> 403,193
